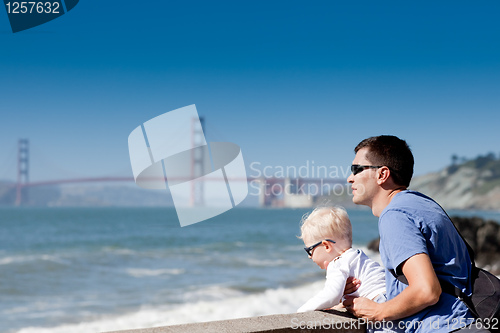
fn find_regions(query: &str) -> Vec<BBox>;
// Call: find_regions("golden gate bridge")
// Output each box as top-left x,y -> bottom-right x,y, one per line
10,137 -> 346,208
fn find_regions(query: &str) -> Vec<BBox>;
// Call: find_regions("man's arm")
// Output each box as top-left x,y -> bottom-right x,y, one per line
343,253 -> 441,321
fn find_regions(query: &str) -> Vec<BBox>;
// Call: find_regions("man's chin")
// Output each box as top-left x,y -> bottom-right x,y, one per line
352,196 -> 367,206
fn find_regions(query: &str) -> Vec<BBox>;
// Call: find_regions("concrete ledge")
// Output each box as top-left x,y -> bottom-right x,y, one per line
104,309 -> 366,333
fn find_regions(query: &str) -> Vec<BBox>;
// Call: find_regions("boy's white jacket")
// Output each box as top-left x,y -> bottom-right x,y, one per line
297,248 -> 386,312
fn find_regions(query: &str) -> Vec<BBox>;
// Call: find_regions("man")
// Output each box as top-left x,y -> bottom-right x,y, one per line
344,135 -> 486,332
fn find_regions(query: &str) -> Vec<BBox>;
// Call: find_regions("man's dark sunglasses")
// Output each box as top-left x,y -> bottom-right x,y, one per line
304,239 -> 336,257
350,164 -> 383,176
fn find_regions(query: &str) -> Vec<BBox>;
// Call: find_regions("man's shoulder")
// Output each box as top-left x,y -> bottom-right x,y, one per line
381,190 -> 455,240
393,190 -> 434,204
382,190 -> 440,215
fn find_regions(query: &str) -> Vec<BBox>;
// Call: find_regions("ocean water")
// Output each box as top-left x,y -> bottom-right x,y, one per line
1,207 -> 498,333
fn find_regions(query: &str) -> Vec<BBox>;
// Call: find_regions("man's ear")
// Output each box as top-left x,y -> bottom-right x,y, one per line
377,166 -> 391,184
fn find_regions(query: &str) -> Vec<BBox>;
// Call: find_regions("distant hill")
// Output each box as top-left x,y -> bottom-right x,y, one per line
410,153 -> 500,210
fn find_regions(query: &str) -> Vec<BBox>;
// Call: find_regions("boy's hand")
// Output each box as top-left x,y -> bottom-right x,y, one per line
332,303 -> 345,310
343,277 -> 361,295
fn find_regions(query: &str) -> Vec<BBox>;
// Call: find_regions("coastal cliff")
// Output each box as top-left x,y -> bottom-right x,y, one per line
410,153 -> 500,210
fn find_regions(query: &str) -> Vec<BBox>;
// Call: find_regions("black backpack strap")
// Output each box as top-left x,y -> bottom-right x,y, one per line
389,268 -> 407,284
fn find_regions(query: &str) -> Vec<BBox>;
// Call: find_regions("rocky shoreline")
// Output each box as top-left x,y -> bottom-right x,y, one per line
367,216 -> 500,275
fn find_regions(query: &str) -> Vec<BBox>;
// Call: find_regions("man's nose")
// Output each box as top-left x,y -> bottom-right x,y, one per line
347,173 -> 354,183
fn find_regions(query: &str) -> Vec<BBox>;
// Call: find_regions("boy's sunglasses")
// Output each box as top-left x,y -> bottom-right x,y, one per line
350,164 -> 383,176
304,239 -> 336,257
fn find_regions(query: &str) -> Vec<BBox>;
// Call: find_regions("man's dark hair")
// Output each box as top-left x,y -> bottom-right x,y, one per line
354,135 -> 414,187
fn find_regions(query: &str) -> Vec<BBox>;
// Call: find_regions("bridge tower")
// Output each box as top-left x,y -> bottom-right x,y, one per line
15,139 -> 29,206
190,116 -> 205,206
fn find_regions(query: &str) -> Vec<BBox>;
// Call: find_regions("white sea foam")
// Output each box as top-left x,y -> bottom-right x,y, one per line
126,268 -> 185,277
0,256 -> 21,265
15,282 -> 325,333
0,254 -> 68,266
245,258 -> 290,267
101,247 -> 137,255
181,284 -> 247,302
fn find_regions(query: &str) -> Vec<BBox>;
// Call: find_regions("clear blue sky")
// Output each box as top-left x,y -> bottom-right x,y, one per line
1,1 -> 499,182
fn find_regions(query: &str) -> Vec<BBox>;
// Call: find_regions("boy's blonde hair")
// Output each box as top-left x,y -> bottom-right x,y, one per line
299,206 -> 352,245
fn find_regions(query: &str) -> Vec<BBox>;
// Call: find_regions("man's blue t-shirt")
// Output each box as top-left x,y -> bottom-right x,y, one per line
379,190 -> 474,333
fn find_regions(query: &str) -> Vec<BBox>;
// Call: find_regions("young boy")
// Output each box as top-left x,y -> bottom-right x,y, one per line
297,206 -> 386,313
